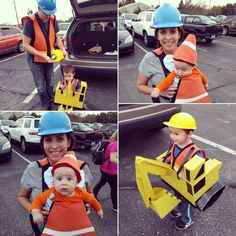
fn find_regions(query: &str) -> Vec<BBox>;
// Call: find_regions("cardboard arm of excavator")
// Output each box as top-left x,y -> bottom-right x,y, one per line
135,153 -> 225,219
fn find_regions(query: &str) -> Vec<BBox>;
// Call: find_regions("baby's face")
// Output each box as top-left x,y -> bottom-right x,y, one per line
53,166 -> 77,196
174,60 -> 193,78
64,71 -> 75,82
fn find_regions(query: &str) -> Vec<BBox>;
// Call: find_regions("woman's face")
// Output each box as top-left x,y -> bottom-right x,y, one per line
156,28 -> 180,55
43,134 -> 71,166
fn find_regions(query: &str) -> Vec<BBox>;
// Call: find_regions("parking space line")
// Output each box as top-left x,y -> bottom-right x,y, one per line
22,64 -> 60,104
0,52 -> 26,63
13,149 -> 31,164
215,40 -> 236,47
192,134 -> 236,156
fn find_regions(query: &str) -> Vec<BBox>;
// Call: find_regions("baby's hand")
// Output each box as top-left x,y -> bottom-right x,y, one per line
177,171 -> 185,179
97,209 -> 104,219
204,83 -> 209,91
32,211 -> 44,225
151,88 -> 160,98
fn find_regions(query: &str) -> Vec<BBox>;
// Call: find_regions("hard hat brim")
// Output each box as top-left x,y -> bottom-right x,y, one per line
152,22 -> 183,29
40,7 -> 57,15
163,121 -> 197,129
38,128 -> 73,136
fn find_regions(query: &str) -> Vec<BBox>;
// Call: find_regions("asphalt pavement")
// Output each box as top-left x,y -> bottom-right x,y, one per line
0,145 -> 117,236
0,53 -> 117,110
119,104 -> 236,236
119,35 -> 236,103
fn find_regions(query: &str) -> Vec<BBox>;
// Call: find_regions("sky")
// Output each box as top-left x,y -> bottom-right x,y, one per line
1,0 -> 235,25
0,0 -> 73,25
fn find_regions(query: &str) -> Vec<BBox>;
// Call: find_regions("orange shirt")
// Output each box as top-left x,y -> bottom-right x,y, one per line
156,67 -> 208,91
32,187 -> 101,213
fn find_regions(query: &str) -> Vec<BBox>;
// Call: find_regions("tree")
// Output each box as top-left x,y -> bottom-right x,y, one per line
119,0 -> 135,7
27,8 -> 33,15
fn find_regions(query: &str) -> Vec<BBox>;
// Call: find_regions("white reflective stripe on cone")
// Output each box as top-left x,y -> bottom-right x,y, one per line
43,226 -> 95,235
175,93 -> 209,103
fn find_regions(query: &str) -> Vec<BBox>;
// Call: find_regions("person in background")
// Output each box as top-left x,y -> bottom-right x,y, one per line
93,131 -> 118,212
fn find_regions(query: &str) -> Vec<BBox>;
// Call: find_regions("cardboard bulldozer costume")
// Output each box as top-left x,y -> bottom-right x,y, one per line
135,152 -> 225,219
54,80 -> 87,110
39,49 -> 64,62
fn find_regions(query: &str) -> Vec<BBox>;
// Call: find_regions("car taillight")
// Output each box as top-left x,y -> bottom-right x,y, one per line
29,131 -> 38,135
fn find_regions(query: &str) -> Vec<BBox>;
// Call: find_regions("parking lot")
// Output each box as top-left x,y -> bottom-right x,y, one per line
119,35 -> 236,103
119,104 -> 236,236
0,53 -> 117,110
0,143 -> 117,235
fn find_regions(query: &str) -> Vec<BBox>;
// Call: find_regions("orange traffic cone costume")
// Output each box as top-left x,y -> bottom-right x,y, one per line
32,157 -> 101,236
156,34 -> 212,103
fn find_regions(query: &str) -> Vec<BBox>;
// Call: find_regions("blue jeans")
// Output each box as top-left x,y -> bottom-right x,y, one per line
28,56 -> 54,109
174,190 -> 194,224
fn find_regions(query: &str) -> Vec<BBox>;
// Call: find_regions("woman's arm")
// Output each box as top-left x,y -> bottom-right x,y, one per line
18,186 -> 32,213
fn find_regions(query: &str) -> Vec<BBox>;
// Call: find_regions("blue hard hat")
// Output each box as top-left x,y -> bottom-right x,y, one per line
38,112 -> 72,136
152,3 -> 183,29
37,0 -> 57,15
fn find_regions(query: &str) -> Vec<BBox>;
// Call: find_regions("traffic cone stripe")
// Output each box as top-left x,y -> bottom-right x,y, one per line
182,40 -> 196,51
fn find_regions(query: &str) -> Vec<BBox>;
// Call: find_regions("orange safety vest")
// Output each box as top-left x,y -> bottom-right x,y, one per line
168,143 -> 206,176
61,79 -> 80,92
42,199 -> 96,236
29,14 -> 56,63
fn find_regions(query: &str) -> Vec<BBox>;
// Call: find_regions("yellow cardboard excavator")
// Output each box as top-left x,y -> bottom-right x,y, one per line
54,80 -> 87,110
135,153 -> 225,219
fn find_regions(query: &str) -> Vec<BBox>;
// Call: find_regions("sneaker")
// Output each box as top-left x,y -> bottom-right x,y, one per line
170,210 -> 182,218
175,219 -> 194,230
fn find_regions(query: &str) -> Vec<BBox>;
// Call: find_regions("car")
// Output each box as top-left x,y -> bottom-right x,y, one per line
214,15 -> 226,23
0,120 -> 16,136
119,104 -> 181,134
8,116 -> 41,153
119,20 -> 134,54
222,16 -> 236,35
103,123 -> 117,139
0,131 -> 12,161
182,15 -> 223,43
71,122 -> 103,149
61,0 -> 117,75
0,25 -> 25,55
120,13 -> 138,31
90,123 -> 103,131
131,10 -> 156,47
58,22 -> 70,38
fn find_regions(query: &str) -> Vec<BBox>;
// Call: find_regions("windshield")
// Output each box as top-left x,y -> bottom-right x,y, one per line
124,14 -> 137,20
1,120 -> 15,126
201,15 -> 215,24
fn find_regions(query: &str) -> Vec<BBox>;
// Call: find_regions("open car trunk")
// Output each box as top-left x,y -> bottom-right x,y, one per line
69,18 -> 117,59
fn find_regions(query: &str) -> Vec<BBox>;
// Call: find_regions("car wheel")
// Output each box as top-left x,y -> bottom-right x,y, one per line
21,137 -> 28,153
17,41 -> 25,53
131,28 -> 136,38
222,27 -> 228,35
143,32 -> 151,47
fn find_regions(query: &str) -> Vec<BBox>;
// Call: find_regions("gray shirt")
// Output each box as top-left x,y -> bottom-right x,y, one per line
21,161 -> 93,201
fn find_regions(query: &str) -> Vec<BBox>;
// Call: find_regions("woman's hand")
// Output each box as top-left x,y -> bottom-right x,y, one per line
160,84 -> 177,98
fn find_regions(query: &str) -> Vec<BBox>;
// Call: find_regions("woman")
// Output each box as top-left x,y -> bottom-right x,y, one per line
93,131 -> 118,211
17,112 -> 93,234
136,3 -> 183,103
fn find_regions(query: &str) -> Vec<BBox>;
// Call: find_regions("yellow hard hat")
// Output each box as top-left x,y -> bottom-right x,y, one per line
163,112 -> 197,129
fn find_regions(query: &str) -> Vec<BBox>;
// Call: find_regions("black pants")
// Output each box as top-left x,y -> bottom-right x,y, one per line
93,170 -> 117,209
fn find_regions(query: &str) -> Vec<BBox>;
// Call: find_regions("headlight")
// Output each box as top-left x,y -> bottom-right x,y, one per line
2,141 -> 11,150
124,35 -> 133,44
